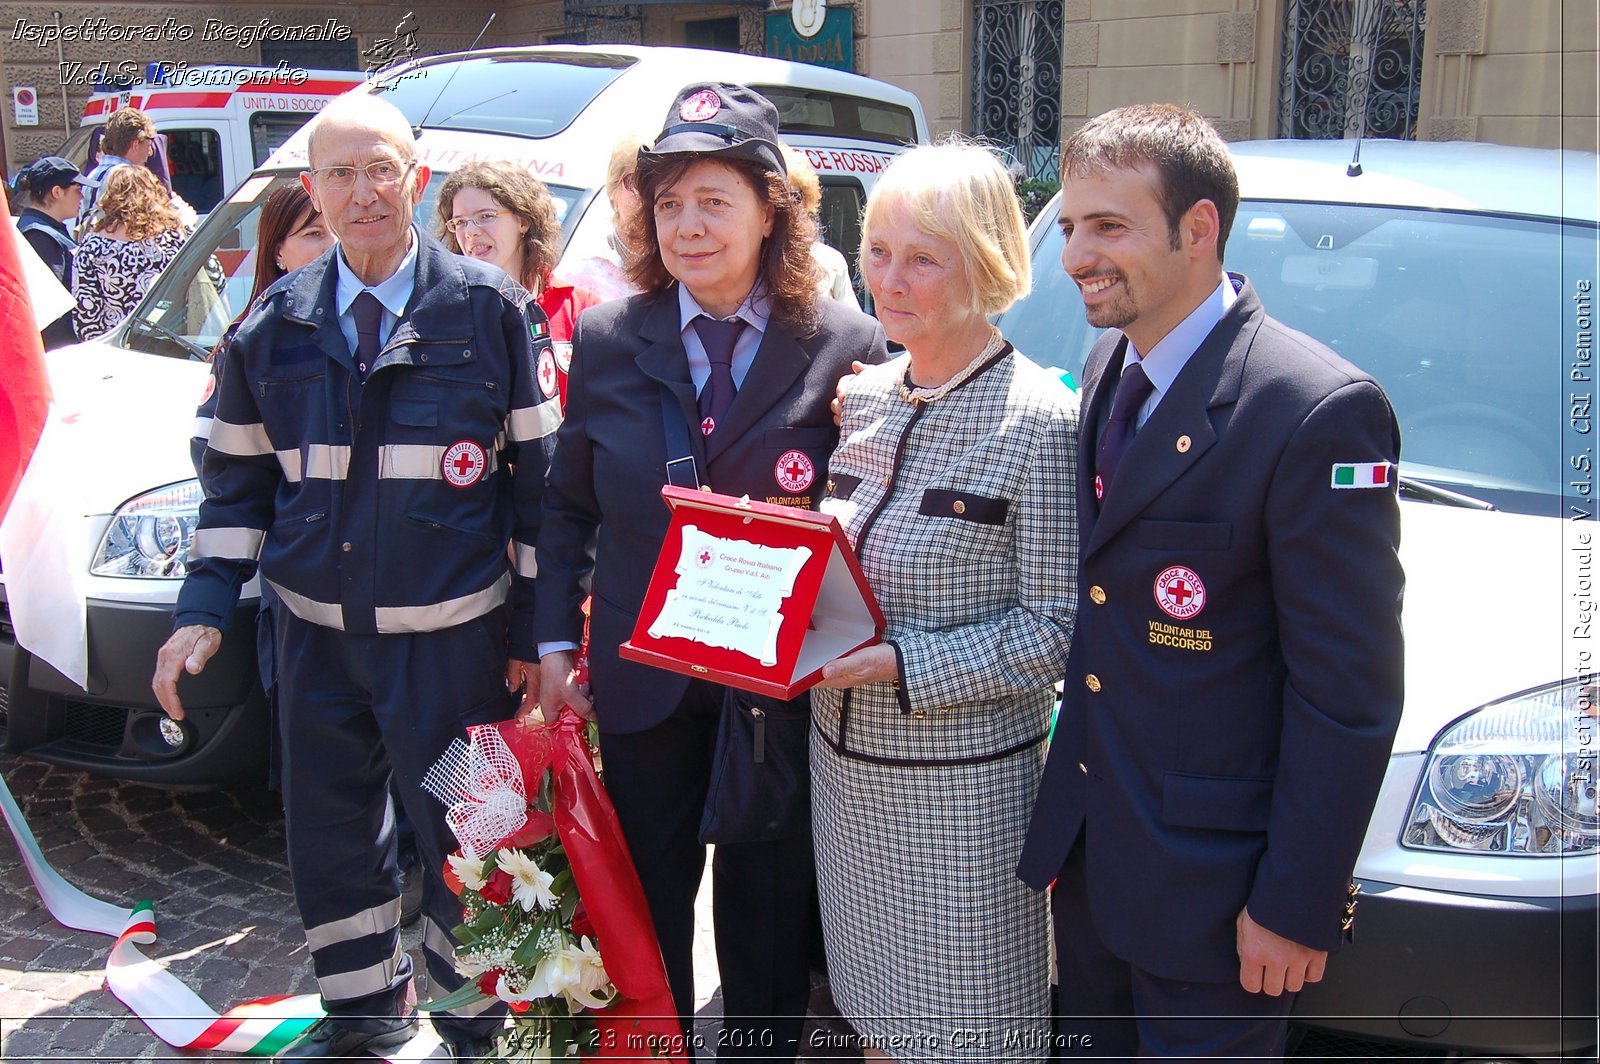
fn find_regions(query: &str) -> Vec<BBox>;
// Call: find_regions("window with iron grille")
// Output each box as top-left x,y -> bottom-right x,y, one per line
972,0 -> 1063,182
1278,0 -> 1427,140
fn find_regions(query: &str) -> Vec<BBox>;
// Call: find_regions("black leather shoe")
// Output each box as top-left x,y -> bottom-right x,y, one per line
442,1034 -> 497,1063
274,1014 -> 418,1061
399,856 -> 424,928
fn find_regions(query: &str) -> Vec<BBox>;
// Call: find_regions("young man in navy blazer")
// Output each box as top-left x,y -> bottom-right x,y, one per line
1017,104 -> 1404,1059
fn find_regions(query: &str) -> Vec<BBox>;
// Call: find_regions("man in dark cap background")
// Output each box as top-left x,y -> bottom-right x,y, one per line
11,156 -> 92,349
536,81 -> 887,1060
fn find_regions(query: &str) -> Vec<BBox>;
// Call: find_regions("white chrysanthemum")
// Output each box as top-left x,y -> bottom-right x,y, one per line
448,851 -> 488,891
497,848 -> 558,912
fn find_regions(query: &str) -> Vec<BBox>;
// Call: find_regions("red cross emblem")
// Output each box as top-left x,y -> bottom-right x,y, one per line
536,346 -> 559,399
441,440 -> 487,488
679,88 -> 722,122
1154,565 -> 1206,620
696,548 -> 714,568
774,449 -> 815,493
1094,474 -> 1104,500
701,416 -> 716,436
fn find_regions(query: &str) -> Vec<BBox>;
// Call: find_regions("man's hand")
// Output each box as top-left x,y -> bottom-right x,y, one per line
537,650 -> 594,721
152,625 -> 223,721
813,644 -> 897,689
1236,906 -> 1327,996
506,659 -> 541,722
829,360 -> 867,427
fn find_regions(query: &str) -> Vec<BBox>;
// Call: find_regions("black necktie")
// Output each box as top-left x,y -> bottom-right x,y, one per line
694,316 -> 743,436
1095,361 -> 1155,503
352,291 -> 384,378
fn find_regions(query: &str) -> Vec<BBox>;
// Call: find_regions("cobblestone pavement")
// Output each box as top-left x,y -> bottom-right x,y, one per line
0,754 -> 750,1062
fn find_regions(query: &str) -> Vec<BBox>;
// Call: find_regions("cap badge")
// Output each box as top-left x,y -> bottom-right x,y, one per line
679,89 -> 723,122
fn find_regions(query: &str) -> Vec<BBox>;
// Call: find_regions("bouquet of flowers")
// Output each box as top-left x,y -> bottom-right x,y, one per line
422,710 -> 683,1063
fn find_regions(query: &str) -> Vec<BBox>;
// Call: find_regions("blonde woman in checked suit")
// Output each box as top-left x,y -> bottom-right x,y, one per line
812,142 -> 1079,1060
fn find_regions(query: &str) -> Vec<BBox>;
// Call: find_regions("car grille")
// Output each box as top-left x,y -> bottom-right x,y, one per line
62,700 -> 128,751
1292,1028 -> 1451,1060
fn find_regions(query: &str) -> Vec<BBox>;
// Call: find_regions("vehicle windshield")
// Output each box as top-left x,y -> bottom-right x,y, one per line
123,170 -> 590,360
369,53 -> 635,139
998,200 -> 1597,516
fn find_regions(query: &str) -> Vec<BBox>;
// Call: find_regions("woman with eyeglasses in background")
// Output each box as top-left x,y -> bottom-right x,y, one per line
438,160 -> 601,409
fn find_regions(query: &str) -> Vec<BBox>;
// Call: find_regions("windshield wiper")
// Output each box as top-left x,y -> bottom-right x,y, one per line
1398,475 -> 1496,511
123,315 -> 211,361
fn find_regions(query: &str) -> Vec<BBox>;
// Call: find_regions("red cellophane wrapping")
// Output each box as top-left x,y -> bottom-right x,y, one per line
487,712 -> 684,1059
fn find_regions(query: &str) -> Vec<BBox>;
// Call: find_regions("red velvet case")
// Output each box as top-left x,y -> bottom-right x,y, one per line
619,486 -> 884,698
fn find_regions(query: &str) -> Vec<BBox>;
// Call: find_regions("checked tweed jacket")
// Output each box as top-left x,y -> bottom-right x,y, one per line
812,340 -> 1080,762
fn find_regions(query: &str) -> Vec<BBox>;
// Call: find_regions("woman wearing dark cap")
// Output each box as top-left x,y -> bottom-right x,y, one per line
536,82 -> 886,1059
13,156 -> 92,348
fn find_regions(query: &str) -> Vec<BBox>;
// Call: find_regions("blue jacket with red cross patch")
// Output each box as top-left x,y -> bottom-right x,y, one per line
174,235 -> 559,661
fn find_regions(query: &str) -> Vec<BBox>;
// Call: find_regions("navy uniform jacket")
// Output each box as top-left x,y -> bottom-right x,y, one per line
175,235 -> 558,661
18,207 -> 77,350
534,288 -> 886,734
1018,275 -> 1404,984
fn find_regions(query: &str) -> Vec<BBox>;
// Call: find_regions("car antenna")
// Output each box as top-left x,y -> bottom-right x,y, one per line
413,12 -> 497,137
1346,14 -> 1384,178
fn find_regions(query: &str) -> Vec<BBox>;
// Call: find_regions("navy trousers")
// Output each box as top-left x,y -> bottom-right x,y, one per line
1052,840 -> 1297,1061
275,609 -> 514,1041
598,678 -> 815,1062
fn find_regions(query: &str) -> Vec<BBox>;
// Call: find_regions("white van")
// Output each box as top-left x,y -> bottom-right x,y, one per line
0,45 -> 928,786
56,66 -> 366,214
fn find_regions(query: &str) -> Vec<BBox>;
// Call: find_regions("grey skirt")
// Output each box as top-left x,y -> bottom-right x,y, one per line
810,706 -> 1051,1063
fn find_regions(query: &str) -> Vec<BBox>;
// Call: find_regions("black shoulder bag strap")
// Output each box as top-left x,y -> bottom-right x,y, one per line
659,383 -> 703,490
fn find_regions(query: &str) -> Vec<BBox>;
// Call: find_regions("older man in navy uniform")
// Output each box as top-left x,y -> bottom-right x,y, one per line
1018,104 -> 1404,1059
153,94 -> 557,1063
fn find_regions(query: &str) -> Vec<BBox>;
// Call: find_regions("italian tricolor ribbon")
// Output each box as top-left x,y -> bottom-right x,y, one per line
0,769 -> 325,1056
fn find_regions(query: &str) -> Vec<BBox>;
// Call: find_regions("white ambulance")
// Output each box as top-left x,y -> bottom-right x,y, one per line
57,65 -> 366,214
0,46 -> 929,786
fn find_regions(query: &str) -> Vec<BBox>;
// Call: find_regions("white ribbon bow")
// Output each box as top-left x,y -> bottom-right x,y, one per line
438,726 -> 530,860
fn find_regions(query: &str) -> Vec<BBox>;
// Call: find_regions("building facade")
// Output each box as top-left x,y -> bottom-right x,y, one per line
2,1 -> 1594,179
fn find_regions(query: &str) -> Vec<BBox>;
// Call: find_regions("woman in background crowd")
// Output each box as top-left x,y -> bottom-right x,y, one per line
12,156 -> 92,349
438,160 -> 601,407
72,165 -> 189,341
779,144 -> 859,309
557,133 -> 648,303
810,140 -> 1079,1060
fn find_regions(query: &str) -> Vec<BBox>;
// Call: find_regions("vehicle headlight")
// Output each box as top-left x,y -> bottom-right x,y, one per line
1404,680 -> 1598,855
90,480 -> 201,578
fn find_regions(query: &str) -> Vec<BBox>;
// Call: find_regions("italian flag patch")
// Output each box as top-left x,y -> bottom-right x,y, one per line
1331,461 -> 1392,489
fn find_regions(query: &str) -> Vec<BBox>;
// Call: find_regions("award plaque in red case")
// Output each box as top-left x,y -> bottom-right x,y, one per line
619,485 -> 885,699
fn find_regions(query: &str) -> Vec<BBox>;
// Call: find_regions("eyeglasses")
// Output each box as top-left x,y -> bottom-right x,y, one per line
306,159 -> 415,190
445,209 -> 510,234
